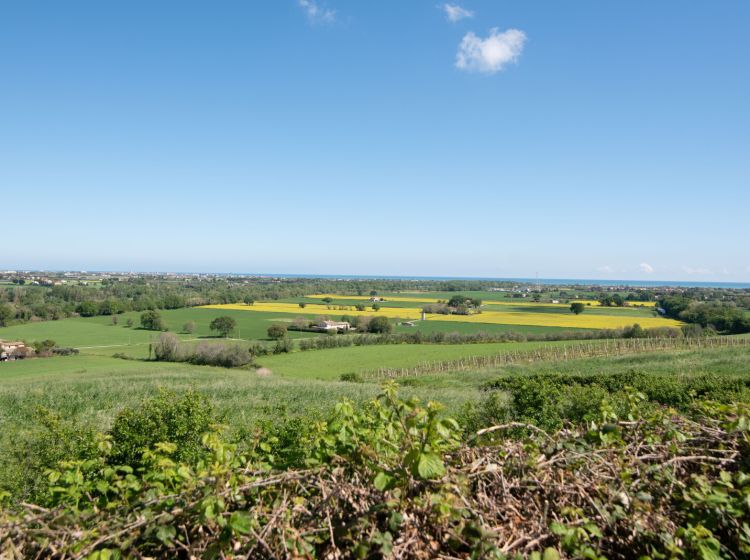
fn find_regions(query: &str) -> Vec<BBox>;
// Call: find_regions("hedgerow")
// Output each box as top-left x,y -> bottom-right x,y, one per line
471,370 -> 750,431
2,384 -> 750,559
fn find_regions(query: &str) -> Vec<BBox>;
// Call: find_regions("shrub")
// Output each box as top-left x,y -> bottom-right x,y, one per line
189,342 -> 253,368
140,310 -> 165,331
51,347 -> 79,356
368,316 -> 392,334
153,332 -> 182,362
210,316 -> 236,337
272,337 -> 294,354
248,342 -> 270,357
108,389 -> 217,468
31,339 -> 56,356
182,321 -> 196,334
267,324 -> 287,339
0,408 -> 100,503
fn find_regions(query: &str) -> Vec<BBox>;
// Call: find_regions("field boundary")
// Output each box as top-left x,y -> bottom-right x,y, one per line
359,336 -> 750,380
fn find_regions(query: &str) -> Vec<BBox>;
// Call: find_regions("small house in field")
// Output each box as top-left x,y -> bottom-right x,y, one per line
369,296 -> 385,302
0,340 -> 27,361
314,320 -> 351,333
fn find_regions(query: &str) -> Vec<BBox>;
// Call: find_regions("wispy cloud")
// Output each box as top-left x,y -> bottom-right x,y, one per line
455,28 -> 526,74
298,0 -> 335,24
638,262 -> 654,274
597,265 -> 613,274
441,3 -> 474,22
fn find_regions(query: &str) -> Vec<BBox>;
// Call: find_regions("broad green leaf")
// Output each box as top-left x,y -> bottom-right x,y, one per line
374,471 -> 394,491
417,452 -> 445,479
229,511 -> 251,535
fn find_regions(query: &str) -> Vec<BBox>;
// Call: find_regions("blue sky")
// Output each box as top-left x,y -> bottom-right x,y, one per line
1,1 -> 749,281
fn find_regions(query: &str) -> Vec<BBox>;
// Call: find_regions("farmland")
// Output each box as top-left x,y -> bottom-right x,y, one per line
2,278 -> 749,558
202,296 -> 680,330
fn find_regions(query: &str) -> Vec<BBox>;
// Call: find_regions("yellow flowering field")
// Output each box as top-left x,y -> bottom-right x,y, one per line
201,302 -> 422,319
426,310 -> 680,329
307,294 -> 439,304
200,302 -> 681,330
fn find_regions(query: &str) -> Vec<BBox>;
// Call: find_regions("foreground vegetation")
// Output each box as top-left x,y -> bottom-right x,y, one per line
2,344 -> 750,557
2,380 -> 749,558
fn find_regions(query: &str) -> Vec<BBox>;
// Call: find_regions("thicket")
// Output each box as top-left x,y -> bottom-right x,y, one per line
2,384 -> 750,559
659,296 -> 750,334
153,333 -> 253,368
469,369 -> 750,432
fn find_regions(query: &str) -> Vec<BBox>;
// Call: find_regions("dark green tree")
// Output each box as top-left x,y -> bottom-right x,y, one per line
267,324 -> 287,340
140,310 -> 165,331
570,302 -> 586,315
0,303 -> 13,326
210,316 -> 236,338
76,301 -> 99,317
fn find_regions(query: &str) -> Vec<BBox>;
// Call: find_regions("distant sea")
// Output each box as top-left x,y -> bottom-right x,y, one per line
241,274 -> 750,290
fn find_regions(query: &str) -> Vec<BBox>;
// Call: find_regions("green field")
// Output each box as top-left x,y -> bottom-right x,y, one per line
0,308 -> 326,349
256,340 -> 574,379
2,344 -> 748,454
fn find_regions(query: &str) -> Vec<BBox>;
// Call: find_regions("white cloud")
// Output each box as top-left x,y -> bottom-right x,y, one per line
638,262 -> 654,274
455,28 -> 526,74
597,265 -> 613,273
298,0 -> 335,23
442,3 -> 474,22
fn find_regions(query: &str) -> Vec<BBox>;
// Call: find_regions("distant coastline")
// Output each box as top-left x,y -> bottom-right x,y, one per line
5,270 -> 750,289
239,274 -> 750,290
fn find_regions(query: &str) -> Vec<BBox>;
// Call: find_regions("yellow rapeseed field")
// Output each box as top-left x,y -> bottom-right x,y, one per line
200,302 -> 681,330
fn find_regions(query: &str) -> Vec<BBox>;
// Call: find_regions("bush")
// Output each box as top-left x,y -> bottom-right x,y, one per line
0,408 -> 100,503
210,316 -> 236,337
480,370 -> 750,430
153,332 -> 182,361
31,339 -> 56,356
189,342 -> 253,368
272,337 -> 294,354
368,316 -> 392,334
140,310 -> 165,331
340,372 -> 364,383
248,342 -> 270,357
267,324 -> 287,339
108,389 -> 217,468
51,347 -> 79,356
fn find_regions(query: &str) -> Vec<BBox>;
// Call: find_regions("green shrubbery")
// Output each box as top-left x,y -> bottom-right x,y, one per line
3,385 -> 750,558
467,369 -> 750,432
152,333 -> 253,367
108,389 -> 218,468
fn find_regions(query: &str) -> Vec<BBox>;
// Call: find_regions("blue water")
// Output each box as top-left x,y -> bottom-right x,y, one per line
234,273 -> 750,290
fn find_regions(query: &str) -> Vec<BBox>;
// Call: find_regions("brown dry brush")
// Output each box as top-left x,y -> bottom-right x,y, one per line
2,403 -> 749,559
